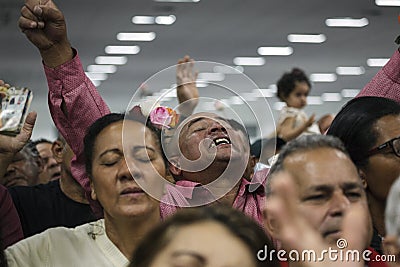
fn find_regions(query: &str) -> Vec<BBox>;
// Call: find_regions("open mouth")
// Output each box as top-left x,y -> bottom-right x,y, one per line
211,137 -> 231,148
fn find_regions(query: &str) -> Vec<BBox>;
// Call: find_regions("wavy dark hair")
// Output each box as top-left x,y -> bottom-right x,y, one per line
327,96 -> 400,167
130,205 -> 279,267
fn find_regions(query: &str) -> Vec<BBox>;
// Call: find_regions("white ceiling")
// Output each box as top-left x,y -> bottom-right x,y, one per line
0,0 -> 399,140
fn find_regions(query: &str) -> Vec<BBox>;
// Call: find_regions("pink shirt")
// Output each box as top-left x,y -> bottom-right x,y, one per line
44,50 -> 267,223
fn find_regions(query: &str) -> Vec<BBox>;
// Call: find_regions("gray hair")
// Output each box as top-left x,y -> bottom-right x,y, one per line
266,134 -> 349,197
385,176 -> 400,241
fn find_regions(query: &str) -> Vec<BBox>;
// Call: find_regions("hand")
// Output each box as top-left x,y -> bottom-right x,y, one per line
0,80 -> 10,88
264,172 -> 369,267
0,111 -> 37,156
176,55 -> 199,116
18,0 -> 73,67
305,113 -> 316,128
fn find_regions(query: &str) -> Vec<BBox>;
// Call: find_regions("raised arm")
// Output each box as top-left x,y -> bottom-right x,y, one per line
176,55 -> 199,117
19,0 -> 110,216
358,44 -> 400,103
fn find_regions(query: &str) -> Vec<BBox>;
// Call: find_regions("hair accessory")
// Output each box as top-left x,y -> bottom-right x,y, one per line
137,100 -> 179,129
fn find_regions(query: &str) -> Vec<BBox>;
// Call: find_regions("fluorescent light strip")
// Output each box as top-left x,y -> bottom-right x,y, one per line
325,18 -> 368,27
213,65 -> 244,74
307,96 -> 323,105
155,15 -> 176,25
229,96 -> 244,105
367,58 -> 389,67
117,32 -> 156,41
336,66 -> 365,75
287,34 -> 326,43
132,16 -> 155,24
310,73 -> 337,82
154,0 -> 199,2
197,72 -> 225,82
341,89 -> 360,98
85,72 -> 108,81
257,46 -> 293,56
233,57 -> 265,66
95,56 -> 128,65
321,93 -> 342,102
105,45 -> 140,55
274,102 -> 286,110
91,80 -> 102,87
87,65 -> 117,74
375,0 -> 400,6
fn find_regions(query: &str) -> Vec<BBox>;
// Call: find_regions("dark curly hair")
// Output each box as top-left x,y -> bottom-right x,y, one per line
277,68 -> 311,101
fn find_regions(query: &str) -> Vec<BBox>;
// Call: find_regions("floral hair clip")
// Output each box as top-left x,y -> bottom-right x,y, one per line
137,100 -> 179,129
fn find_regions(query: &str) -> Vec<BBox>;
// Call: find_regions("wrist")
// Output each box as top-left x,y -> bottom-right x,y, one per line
40,40 -> 74,68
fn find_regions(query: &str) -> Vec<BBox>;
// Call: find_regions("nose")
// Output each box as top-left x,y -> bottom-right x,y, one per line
208,120 -> 227,134
329,191 -> 350,216
117,157 -> 141,182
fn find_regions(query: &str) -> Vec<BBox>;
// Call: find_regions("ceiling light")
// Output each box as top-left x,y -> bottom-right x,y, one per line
154,0 -> 200,2
336,66 -> 365,75
132,16 -> 155,24
196,81 -> 208,88
375,0 -> 400,6
341,89 -> 360,98
87,65 -> 117,73
310,73 -> 337,82
325,17 -> 369,27
197,72 -> 225,82
85,73 -> 108,81
307,96 -> 323,105
117,32 -> 156,41
155,15 -> 176,25
367,58 -> 389,67
257,46 -> 293,56
274,102 -> 286,110
105,45 -> 140,55
91,80 -> 101,87
229,96 -> 244,105
321,93 -> 342,102
233,57 -> 265,66
213,65 -> 244,74
287,34 -> 326,43
95,56 -> 128,65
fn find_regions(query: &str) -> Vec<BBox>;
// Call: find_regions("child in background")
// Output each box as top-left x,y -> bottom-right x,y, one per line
276,68 -> 320,141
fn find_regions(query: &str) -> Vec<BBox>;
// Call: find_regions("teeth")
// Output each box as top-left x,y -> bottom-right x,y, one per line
214,138 -> 231,145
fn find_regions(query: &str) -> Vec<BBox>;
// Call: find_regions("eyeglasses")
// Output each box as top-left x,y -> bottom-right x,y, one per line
367,136 -> 400,158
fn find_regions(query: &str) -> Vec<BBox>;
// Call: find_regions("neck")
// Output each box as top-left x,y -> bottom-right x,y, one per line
183,159 -> 244,185
59,169 -> 88,204
104,210 -> 160,259
367,191 -> 386,236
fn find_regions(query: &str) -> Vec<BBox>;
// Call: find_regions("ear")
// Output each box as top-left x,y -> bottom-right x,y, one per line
51,140 -> 64,164
262,206 -> 279,239
358,168 -> 368,189
168,157 -> 182,177
90,180 -> 97,201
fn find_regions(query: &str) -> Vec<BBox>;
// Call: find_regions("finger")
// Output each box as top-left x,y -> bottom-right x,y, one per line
19,111 -> 37,140
34,5 -> 64,22
18,16 -> 39,30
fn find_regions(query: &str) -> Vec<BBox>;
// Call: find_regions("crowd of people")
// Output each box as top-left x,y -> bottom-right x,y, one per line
0,0 -> 399,266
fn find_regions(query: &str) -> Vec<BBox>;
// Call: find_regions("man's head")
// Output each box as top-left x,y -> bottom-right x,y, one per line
265,135 -> 370,246
168,112 -> 249,184
33,138 -> 61,182
2,141 -> 43,187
